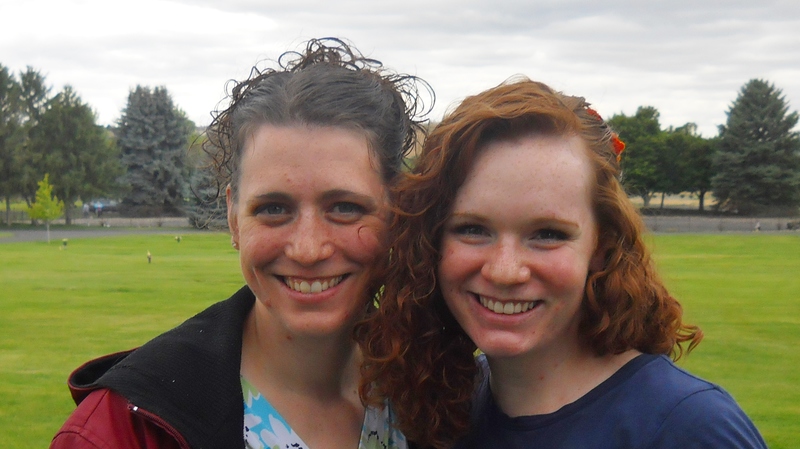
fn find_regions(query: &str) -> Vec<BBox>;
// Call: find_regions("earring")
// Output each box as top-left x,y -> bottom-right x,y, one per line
231,240 -> 239,249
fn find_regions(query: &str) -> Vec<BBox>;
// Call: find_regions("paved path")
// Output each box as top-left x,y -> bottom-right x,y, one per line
0,227 -> 208,243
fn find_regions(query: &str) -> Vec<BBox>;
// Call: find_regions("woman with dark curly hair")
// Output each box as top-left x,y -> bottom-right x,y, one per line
51,38 -> 431,449
358,78 -> 766,449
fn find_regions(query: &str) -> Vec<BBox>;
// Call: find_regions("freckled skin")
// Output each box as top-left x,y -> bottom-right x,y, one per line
438,134 -> 602,362
228,124 -> 389,342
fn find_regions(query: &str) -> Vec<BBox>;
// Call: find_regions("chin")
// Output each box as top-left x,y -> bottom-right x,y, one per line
472,338 -> 535,360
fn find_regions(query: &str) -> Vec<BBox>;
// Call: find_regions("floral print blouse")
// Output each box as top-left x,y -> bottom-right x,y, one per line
242,376 -> 407,449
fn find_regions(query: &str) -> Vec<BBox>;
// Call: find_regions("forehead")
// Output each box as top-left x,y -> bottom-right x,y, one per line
237,124 -> 383,195
454,133 -> 595,214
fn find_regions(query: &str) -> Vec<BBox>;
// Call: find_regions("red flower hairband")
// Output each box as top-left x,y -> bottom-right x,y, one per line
586,107 -> 626,162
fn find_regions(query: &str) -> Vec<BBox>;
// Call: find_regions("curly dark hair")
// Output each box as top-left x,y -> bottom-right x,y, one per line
356,77 -> 703,449
201,37 -> 433,202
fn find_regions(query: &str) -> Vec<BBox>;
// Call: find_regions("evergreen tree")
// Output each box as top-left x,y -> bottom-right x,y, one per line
712,79 -> 800,214
185,132 -> 228,229
28,86 -> 120,224
0,64 -> 21,226
27,174 -> 64,243
117,86 -> 193,217
4,67 -> 52,214
186,163 -> 228,230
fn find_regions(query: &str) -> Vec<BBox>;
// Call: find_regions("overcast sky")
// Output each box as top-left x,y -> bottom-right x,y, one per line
2,0 -> 798,137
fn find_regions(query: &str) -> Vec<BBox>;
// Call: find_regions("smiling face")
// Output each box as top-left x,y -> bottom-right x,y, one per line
228,124 -> 388,339
438,133 -> 602,360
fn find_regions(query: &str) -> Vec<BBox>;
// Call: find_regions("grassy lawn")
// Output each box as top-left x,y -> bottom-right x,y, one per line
651,233 -> 800,448
0,233 -> 797,447
0,233 -> 243,448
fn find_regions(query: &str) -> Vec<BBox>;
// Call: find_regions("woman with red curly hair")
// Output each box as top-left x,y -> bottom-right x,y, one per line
358,78 -> 766,449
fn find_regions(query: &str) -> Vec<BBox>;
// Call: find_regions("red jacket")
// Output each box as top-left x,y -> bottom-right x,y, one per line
51,388 -> 188,449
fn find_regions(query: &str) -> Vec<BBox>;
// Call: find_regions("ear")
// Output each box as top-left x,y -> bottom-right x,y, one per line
226,184 -> 239,243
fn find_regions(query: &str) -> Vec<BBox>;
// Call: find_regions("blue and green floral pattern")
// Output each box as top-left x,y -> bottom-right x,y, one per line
242,377 -> 407,449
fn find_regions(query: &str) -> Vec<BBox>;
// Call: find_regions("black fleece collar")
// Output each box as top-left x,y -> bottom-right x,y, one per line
68,285 -> 255,449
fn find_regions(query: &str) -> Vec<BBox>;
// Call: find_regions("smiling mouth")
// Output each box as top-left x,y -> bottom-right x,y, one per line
478,295 -> 541,315
283,276 -> 344,293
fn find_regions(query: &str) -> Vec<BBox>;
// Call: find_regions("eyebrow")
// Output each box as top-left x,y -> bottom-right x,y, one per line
448,211 -> 580,230
248,192 -> 293,205
249,189 -> 380,209
447,212 -> 490,223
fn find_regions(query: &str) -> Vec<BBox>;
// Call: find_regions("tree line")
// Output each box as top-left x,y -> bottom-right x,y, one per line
0,64 -> 206,226
2,64 -> 798,228
609,79 -> 800,215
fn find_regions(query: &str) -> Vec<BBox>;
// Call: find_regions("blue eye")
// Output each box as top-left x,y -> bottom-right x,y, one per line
535,229 -> 569,241
454,224 -> 488,236
258,204 -> 287,215
329,202 -> 367,224
331,202 -> 364,215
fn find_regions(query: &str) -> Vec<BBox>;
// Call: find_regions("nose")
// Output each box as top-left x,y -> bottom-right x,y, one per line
285,212 -> 335,265
481,238 -> 531,285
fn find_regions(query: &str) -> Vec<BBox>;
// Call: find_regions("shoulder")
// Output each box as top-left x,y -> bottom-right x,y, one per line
633,356 -> 767,448
50,389 -> 184,449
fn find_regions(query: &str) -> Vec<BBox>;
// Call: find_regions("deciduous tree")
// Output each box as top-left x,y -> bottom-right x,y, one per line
27,174 -> 64,243
609,106 -> 665,207
28,86 -> 120,224
670,124 -> 717,211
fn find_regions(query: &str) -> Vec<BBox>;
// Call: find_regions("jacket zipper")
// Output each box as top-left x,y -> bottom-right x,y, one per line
128,402 -> 192,449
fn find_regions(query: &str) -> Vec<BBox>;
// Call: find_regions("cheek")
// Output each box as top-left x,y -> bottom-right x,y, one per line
347,222 -> 387,264
437,241 -> 473,292
546,256 -> 591,296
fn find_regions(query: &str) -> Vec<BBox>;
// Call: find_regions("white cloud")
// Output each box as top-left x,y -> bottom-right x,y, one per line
1,0 -> 799,137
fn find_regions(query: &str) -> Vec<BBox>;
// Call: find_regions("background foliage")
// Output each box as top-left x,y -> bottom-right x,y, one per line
118,86 -> 194,217
712,79 -> 800,214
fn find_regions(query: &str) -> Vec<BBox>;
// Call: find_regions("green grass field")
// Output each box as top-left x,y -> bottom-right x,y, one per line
0,233 -> 243,448
0,232 -> 798,448
651,233 -> 800,448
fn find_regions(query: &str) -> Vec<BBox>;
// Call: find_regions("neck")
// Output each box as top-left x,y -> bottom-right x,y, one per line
488,344 -> 640,417
240,305 -> 361,399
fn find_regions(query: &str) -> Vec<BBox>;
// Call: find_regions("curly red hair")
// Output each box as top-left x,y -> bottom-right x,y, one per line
356,78 -> 702,449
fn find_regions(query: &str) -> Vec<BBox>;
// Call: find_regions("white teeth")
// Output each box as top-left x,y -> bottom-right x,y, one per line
285,276 -> 343,293
493,301 -> 503,314
479,295 -> 537,315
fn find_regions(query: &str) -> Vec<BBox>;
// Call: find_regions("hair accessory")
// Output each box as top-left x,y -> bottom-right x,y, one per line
585,107 -> 626,162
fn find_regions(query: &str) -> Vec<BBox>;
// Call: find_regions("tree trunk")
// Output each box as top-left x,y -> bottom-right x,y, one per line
64,204 -> 72,225
641,194 -> 651,208
46,221 -> 51,243
660,192 -> 666,209
4,198 -> 9,227
698,190 -> 706,211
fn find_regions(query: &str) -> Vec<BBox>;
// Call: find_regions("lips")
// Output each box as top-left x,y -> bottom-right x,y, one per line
283,275 -> 344,293
478,295 -> 540,315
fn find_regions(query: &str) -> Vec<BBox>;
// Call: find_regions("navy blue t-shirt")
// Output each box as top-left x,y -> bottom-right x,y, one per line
454,354 -> 767,449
